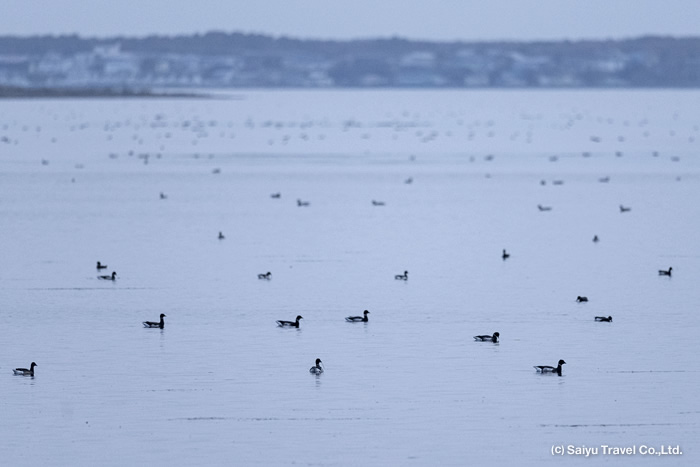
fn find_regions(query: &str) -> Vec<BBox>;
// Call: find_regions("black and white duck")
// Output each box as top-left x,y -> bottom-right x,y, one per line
473,332 -> 499,343
98,271 -> 117,281
143,313 -> 166,328
13,362 -> 37,376
277,315 -> 303,328
346,310 -> 370,322
534,359 -> 566,375
309,358 -> 324,375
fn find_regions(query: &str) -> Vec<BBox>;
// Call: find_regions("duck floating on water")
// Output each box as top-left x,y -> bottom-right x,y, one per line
395,270 -> 408,280
658,267 -> 672,276
595,316 -> 613,322
309,358 -> 324,374
270,192 -> 281,199
537,204 -> 552,212
218,231 -> 225,240
13,362 -> 37,376
474,332 -> 499,343
346,310 -> 370,322
372,200 -> 385,206
297,199 -> 310,207
620,205 -> 631,213
502,249 -> 510,260
258,271 -> 271,280
96,261 -> 107,269
143,313 -> 166,328
98,271 -> 117,281
534,359 -> 566,375
277,315 -> 303,328
576,296 -> 588,302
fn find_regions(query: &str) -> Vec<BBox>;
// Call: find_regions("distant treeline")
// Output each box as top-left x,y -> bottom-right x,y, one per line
1,32 -> 698,57
1,33 -> 699,89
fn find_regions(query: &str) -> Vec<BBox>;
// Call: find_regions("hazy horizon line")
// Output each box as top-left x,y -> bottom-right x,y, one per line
1,30 -> 698,45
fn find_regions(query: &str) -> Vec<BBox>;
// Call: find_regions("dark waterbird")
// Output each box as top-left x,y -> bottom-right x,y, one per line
258,271 -> 271,280
96,261 -> 107,269
395,270 -> 408,280
98,271 -> 117,281
474,332 -> 499,343
143,313 -> 166,328
658,267 -> 672,276
576,296 -> 588,302
534,359 -> 566,375
13,362 -> 37,376
346,310 -> 370,322
502,249 -> 510,260
595,316 -> 613,322
277,315 -> 303,328
309,358 -> 324,374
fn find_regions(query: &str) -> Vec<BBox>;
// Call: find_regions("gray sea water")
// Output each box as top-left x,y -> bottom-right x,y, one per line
1,90 -> 699,466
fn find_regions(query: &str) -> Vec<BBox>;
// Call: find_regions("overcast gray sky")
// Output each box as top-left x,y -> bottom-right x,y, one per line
1,0 -> 697,41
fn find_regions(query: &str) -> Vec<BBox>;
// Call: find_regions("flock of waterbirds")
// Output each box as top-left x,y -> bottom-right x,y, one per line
10,230 -> 675,379
12,126 -> 679,377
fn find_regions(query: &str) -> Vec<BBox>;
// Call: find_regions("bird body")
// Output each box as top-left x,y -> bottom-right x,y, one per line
13,362 -> 37,376
143,313 -> 166,328
309,358 -> 324,374
395,270 -> 408,280
576,296 -> 588,302
595,316 -> 613,322
659,267 -> 672,276
534,359 -> 566,375
258,272 -> 271,280
277,315 -> 303,327
346,310 -> 370,322
474,332 -> 499,343
98,271 -> 117,281
502,249 -> 510,260
96,261 -> 107,269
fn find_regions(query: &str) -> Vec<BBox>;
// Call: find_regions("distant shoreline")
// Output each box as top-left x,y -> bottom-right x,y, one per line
0,86 -> 209,99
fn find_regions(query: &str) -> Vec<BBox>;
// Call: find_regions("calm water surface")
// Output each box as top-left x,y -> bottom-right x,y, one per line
1,90 -> 699,466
